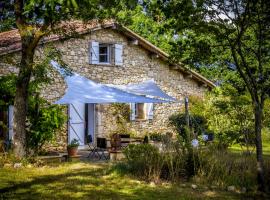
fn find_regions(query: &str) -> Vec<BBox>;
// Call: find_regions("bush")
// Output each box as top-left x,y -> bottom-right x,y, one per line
118,138 -> 270,193
26,100 -> 66,154
168,113 -> 208,143
122,137 -> 200,182
0,74 -> 66,155
123,144 -> 163,182
149,132 -> 162,142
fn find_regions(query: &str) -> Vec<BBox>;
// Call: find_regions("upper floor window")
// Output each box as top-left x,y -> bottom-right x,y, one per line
89,41 -> 123,66
99,44 -> 110,63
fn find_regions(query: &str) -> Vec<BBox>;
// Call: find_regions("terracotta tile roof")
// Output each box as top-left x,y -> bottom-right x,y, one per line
0,29 -> 21,55
0,20 -> 215,88
0,20 -> 115,55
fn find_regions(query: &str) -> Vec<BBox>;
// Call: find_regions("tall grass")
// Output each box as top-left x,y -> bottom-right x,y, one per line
117,141 -> 270,192
197,146 -> 270,191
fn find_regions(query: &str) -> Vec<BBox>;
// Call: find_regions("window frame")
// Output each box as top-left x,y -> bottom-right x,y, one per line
98,43 -> 111,64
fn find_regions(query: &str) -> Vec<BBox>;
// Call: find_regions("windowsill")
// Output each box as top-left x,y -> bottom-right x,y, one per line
98,62 -> 112,65
134,119 -> 148,122
89,63 -> 124,67
89,63 -> 117,67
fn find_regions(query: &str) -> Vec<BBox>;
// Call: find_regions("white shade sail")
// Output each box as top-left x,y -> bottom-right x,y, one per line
107,79 -> 177,102
52,61 -> 176,104
55,74 -> 169,104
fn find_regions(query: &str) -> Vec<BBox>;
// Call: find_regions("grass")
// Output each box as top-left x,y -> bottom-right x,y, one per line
230,129 -> 270,155
0,161 -> 250,200
229,143 -> 270,155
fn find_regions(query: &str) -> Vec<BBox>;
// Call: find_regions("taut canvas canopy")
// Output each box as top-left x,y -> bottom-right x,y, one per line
107,80 -> 177,102
51,61 -> 177,104
55,74 -> 169,104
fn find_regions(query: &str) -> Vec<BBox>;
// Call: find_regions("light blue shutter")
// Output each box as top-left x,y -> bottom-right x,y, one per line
130,103 -> 136,121
68,103 -> 85,146
8,105 -> 14,140
90,41 -> 99,64
114,44 -> 123,66
146,103 -> 154,120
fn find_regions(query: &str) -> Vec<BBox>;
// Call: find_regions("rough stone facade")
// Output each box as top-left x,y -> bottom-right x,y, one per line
0,28 -> 208,150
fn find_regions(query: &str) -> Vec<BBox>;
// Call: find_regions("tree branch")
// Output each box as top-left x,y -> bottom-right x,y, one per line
14,0 -> 25,30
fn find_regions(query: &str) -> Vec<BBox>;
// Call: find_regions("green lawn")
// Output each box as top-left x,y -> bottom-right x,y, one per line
0,162 -> 251,200
229,141 -> 270,155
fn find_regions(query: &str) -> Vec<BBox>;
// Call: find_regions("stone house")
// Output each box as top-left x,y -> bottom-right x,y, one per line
0,21 -> 215,151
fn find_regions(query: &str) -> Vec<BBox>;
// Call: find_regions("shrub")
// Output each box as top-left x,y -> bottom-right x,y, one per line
0,74 -> 66,155
149,132 -> 162,142
168,113 -> 208,144
26,100 -> 66,154
123,144 -> 163,182
122,137 -> 200,182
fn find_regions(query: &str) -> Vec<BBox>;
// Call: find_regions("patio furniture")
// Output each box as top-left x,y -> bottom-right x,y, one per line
87,135 -> 95,156
119,134 -> 130,149
88,137 -> 109,160
110,133 -> 121,151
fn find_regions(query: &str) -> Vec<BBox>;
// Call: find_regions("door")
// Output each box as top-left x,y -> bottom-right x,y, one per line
68,103 -> 85,146
87,104 -> 95,144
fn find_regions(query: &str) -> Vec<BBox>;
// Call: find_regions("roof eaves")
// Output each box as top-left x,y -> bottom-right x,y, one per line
116,24 -> 215,89
0,22 -> 215,88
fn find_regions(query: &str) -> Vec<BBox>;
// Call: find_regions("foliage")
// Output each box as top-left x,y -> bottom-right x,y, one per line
117,5 -> 174,53
0,74 -> 66,154
157,1 -> 270,189
111,103 -> 131,123
0,74 -> 17,107
67,139 -> 80,148
1,0 -> 139,157
168,112 -> 208,144
27,102 -> 66,154
123,144 -> 163,182
184,92 -> 270,151
110,103 -> 133,135
121,138 -> 270,192
198,147 -> 270,191
149,132 -> 162,142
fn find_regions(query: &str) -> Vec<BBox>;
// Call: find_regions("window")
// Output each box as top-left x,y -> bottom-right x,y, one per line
99,44 -> 110,63
130,103 -> 153,121
89,41 -> 123,66
135,103 -> 146,120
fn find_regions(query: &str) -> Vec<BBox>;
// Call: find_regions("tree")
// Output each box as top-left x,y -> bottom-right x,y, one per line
0,0 -> 137,157
158,0 -> 270,191
117,4 -> 175,53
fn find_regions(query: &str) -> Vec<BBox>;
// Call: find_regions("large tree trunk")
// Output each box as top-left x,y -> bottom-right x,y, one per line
254,101 -> 265,192
13,42 -> 34,157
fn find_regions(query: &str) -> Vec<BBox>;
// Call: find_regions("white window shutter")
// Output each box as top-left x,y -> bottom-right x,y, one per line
8,105 -> 14,140
130,103 -> 136,121
146,103 -> 154,120
114,44 -> 123,66
89,41 -> 99,64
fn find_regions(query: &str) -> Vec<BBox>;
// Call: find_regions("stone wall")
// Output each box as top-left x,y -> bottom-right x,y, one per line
0,28 -> 208,150
51,29 -> 207,138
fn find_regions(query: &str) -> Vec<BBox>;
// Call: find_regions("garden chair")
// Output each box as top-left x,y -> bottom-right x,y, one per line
88,137 -> 109,160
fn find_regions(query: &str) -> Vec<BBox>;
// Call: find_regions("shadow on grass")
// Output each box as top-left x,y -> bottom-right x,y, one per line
0,162 -> 254,200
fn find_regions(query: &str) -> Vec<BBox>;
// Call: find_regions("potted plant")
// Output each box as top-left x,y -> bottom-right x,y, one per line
67,139 -> 80,157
